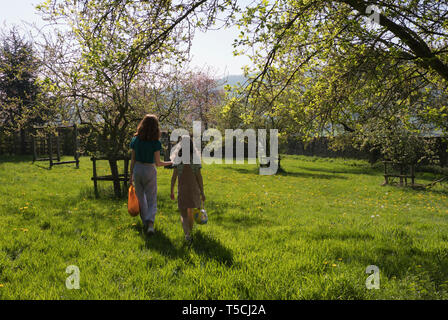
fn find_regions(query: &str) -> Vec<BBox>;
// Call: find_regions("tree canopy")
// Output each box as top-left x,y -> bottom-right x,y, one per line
7,0 -> 447,172
34,0 -> 236,195
0,28 -> 42,132
219,0 -> 448,164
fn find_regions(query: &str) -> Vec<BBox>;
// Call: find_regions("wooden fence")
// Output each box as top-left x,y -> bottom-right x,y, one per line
0,130 -> 33,155
0,127 -> 81,157
285,136 -> 448,167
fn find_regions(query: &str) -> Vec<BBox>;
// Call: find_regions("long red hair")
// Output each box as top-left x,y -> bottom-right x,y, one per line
134,114 -> 161,141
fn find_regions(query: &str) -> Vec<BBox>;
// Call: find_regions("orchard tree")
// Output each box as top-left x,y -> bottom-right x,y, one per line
226,0 -> 448,163
36,0 -> 235,196
130,66 -> 193,129
182,68 -> 224,130
0,28 -> 45,154
221,70 -> 300,171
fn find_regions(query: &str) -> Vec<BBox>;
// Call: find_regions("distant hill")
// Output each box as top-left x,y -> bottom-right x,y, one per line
216,74 -> 247,90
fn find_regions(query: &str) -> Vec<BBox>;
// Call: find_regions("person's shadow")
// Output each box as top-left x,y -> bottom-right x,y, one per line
139,226 -> 186,259
191,230 -> 234,267
137,224 -> 234,267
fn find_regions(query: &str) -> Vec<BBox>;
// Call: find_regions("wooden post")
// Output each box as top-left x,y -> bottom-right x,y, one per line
405,164 -> 409,186
48,135 -> 53,169
399,164 -> 404,187
383,161 -> 388,185
123,158 -> 129,195
74,124 -> 79,169
42,138 -> 46,159
411,164 -> 415,187
56,131 -> 61,162
92,157 -> 98,198
32,134 -> 37,163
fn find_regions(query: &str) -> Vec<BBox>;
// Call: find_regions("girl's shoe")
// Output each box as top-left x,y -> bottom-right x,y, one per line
146,225 -> 155,235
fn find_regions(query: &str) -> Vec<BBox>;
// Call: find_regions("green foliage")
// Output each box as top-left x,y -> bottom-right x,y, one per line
0,28 -> 47,132
35,0 -> 227,195
225,0 -> 448,162
36,0 -> 205,158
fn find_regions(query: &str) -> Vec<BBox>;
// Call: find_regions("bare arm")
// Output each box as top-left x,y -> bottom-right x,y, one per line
154,151 -> 172,167
170,168 -> 178,200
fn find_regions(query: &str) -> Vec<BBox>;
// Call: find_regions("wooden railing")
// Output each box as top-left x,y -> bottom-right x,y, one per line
90,156 -> 130,198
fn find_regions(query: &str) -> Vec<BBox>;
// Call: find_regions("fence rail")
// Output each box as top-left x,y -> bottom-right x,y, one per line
0,128 -> 78,157
2,129 -> 447,167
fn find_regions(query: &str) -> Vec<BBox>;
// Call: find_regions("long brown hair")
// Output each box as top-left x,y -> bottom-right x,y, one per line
134,114 -> 161,141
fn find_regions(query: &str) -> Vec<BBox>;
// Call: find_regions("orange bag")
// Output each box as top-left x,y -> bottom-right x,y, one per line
128,185 -> 140,217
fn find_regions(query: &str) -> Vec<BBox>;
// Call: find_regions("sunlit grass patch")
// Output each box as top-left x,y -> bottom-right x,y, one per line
0,155 -> 448,299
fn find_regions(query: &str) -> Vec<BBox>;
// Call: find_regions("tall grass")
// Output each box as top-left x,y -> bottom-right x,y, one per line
1,155 -> 448,299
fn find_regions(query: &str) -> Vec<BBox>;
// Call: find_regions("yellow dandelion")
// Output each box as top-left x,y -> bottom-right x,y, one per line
332,264 -> 337,267
0,284 -> 4,288
22,228 -> 29,232
338,258 -> 342,261
23,207 -> 28,209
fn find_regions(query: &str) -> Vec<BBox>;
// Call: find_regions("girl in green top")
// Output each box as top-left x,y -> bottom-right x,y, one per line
129,114 -> 172,235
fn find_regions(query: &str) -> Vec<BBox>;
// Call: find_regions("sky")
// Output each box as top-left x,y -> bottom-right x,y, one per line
0,0 -> 252,77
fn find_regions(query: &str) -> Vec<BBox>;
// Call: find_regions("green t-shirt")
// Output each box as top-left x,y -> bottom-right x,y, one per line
130,136 -> 162,164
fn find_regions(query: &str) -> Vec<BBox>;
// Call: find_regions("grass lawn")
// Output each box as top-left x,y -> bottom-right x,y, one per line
1,154 -> 448,299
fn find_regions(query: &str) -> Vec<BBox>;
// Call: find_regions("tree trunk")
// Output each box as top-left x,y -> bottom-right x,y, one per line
109,158 -> 122,198
277,153 -> 285,174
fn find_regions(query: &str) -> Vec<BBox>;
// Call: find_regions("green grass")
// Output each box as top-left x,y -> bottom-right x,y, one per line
1,154 -> 448,299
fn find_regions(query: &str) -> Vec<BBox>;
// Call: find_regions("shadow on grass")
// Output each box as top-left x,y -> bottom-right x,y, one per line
294,165 -> 380,176
320,227 -> 448,291
33,163 -> 52,170
221,165 -> 347,180
0,155 -> 34,163
277,170 -> 347,179
139,228 -> 234,267
220,166 -> 259,175
342,245 -> 448,291
142,229 -> 188,260
397,184 -> 448,197
192,230 -> 234,267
